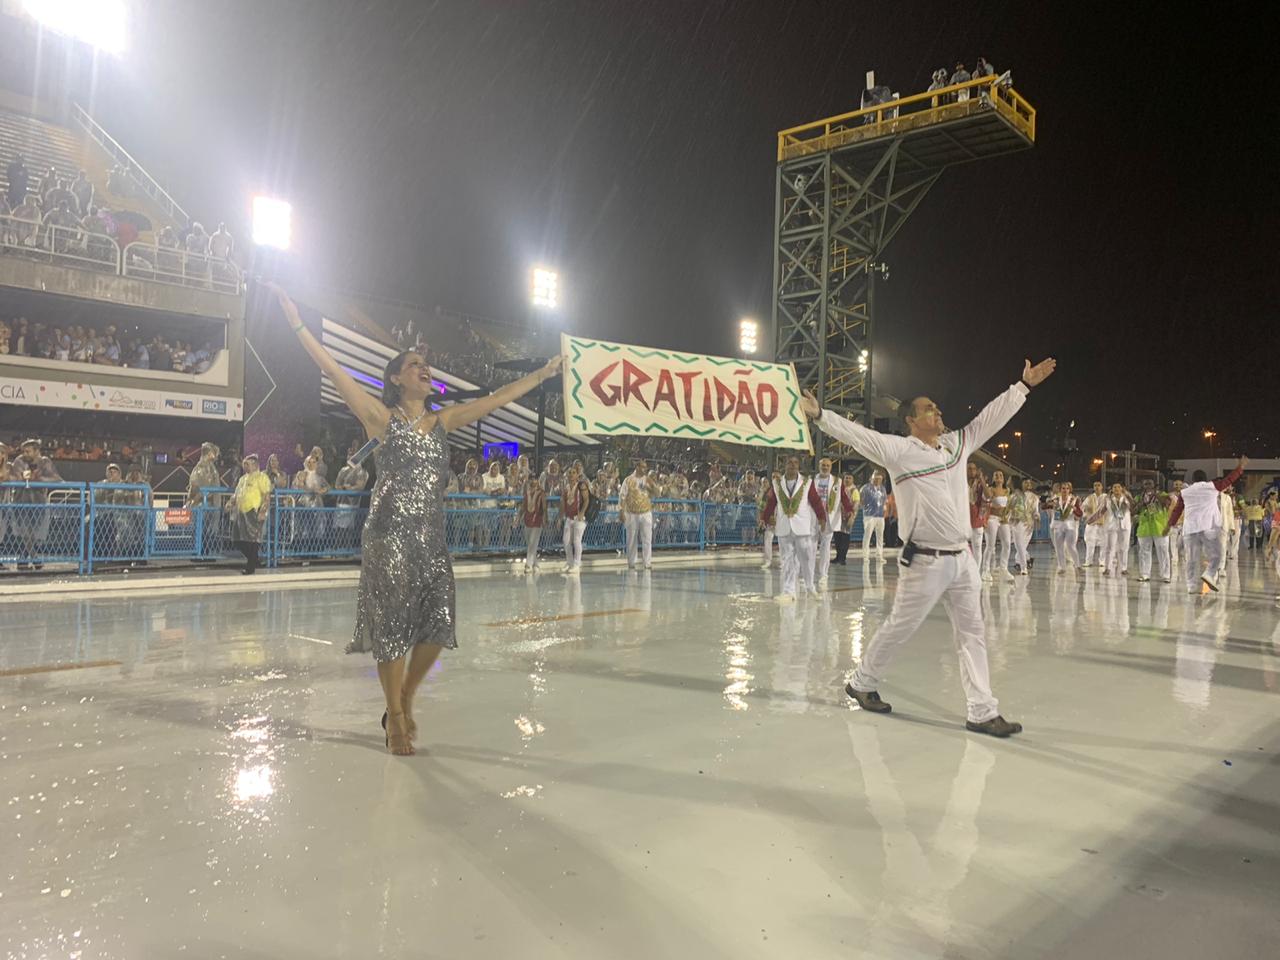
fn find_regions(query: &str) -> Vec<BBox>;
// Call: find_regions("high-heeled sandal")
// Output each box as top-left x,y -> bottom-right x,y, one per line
382,710 -> 414,755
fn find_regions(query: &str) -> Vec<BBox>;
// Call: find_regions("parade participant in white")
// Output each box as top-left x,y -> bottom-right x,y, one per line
803,356 -> 1057,736
1133,480 -> 1172,583
1218,490 -> 1239,575
1165,458 -> 1246,593
1006,478 -> 1040,576
1080,481 -> 1108,567
813,458 -> 854,585
858,471 -> 888,561
760,456 -> 828,601
983,469 -> 1011,581
757,470 -> 780,568
1167,480 -> 1185,568
1047,481 -> 1082,573
619,459 -> 654,570
1102,483 -> 1134,577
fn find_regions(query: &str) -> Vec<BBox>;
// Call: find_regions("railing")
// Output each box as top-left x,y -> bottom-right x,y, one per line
122,241 -> 242,295
777,75 -> 1035,161
71,103 -> 191,226
3,483 -> 1058,577
0,213 -> 121,272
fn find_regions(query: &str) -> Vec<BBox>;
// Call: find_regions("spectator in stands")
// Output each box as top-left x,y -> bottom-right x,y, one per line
35,166 -> 57,203
129,338 -> 149,369
149,336 -> 172,372
973,56 -> 994,79
95,331 -> 121,366
927,68 -> 950,105
187,442 -> 222,506
184,222 -> 211,285
12,194 -> 40,246
5,154 -> 29,208
43,178 -> 77,216
209,222 -> 234,261
42,200 -> 80,252
950,61 -> 972,101
170,341 -> 188,371
186,340 -> 214,374
334,455 -> 368,549
81,206 -> 115,263
266,454 -> 289,491
10,438 -> 62,570
156,225 -> 181,276
70,170 -> 94,215
0,194 -> 14,245
55,333 -> 70,361
9,317 -> 30,355
540,458 -> 563,497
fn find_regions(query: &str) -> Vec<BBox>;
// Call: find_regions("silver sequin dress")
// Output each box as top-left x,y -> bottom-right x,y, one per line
347,416 -> 457,661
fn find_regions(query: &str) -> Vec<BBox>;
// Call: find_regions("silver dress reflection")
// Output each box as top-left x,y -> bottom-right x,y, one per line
347,415 -> 457,661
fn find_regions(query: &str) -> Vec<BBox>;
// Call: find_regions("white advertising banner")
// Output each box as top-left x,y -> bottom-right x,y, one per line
0,374 -> 243,421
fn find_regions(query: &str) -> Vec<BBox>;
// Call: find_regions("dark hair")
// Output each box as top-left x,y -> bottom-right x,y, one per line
1191,470 -> 1207,482
381,351 -> 414,408
897,396 -> 923,425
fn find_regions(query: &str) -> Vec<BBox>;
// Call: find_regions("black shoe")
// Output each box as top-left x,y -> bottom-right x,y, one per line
966,715 -> 1023,737
1027,558 -> 1035,569
382,710 -> 389,747
845,684 -> 892,713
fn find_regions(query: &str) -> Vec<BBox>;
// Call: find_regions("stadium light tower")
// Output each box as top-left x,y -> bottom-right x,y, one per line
23,0 -> 127,54
530,267 -> 559,310
738,318 -> 759,355
252,196 -> 292,250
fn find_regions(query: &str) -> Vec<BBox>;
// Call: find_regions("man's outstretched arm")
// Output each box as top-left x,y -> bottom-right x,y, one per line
801,392 -> 902,467
963,358 -> 1056,450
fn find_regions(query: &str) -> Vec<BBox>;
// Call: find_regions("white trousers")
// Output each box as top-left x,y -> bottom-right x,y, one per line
1082,524 -> 1105,566
1103,521 -> 1130,572
995,523 -> 1015,575
862,517 -> 885,558
1185,528 -> 1222,588
1051,522 -> 1078,569
1009,521 -> 1031,570
969,526 -> 985,564
980,517 -> 1001,572
1222,522 -> 1240,561
779,533 -> 816,597
850,550 -> 999,723
816,529 -> 834,581
1137,535 -> 1170,580
524,525 -> 542,567
625,512 -> 653,568
1168,526 -> 1182,566
562,518 -> 586,568
761,526 -> 775,564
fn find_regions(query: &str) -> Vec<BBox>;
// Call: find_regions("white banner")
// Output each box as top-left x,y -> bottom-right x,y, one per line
561,333 -> 812,450
0,375 -> 243,421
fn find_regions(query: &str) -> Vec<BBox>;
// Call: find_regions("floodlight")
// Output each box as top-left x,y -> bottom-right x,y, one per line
23,0 -> 126,54
530,268 -> 559,309
738,318 -> 758,354
252,196 -> 292,250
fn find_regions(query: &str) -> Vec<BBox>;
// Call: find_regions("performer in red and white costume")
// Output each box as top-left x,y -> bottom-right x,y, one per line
761,456 -> 828,601
801,357 -> 1057,737
813,457 -> 855,586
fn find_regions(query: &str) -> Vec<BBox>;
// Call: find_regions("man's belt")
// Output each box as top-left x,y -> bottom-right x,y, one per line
908,543 -> 964,557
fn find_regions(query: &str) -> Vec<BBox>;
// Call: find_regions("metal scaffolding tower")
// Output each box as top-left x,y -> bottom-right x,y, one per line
771,75 -> 1037,470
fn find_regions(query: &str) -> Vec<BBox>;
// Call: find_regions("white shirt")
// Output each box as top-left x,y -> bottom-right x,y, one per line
772,475 -> 818,537
1179,481 -> 1223,535
813,474 -> 843,532
818,383 -> 1029,550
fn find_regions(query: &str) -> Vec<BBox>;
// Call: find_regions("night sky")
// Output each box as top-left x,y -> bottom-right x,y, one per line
82,1 -> 1274,472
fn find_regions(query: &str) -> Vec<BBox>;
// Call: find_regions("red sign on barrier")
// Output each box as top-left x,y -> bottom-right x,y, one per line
164,509 -> 193,525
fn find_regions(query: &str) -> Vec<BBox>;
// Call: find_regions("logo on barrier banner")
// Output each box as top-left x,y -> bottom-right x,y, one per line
164,509 -> 193,525
165,398 -> 194,410
0,383 -> 26,400
108,389 -> 157,412
201,399 -> 228,416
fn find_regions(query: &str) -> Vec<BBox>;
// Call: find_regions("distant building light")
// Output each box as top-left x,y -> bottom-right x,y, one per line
23,0 -> 126,54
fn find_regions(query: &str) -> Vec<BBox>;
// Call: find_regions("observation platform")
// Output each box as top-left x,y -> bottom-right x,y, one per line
777,74 -> 1036,168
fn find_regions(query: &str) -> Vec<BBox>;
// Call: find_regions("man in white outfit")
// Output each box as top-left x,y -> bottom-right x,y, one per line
619,459 -> 654,570
758,470 -> 780,568
1165,458 -> 1246,594
813,457 -> 855,586
1219,490 -> 1239,575
1047,481 -> 1082,573
858,471 -> 888,561
1005,477 -> 1040,576
760,456 -> 827,601
1167,480 -> 1185,568
803,356 -> 1057,736
1080,481 -> 1108,567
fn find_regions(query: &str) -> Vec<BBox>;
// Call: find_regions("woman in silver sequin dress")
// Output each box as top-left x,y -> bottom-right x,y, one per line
270,284 -> 562,755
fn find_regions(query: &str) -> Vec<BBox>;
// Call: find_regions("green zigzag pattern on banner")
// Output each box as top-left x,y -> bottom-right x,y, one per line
570,367 -> 584,411
573,414 -> 587,430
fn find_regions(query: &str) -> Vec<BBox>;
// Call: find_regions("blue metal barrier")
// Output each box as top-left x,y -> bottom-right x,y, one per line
0,481 -> 88,573
87,483 -> 151,571
270,489 -> 371,566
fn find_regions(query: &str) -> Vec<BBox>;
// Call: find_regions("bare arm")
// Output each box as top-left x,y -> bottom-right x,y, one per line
267,284 -> 388,436
438,356 -> 563,433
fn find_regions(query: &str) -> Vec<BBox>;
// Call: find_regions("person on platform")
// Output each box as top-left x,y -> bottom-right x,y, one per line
1134,480 -> 1172,583
1006,477 -> 1039,575
619,459 -> 655,571
813,458 -> 854,587
228,454 -> 271,575
11,193 -> 41,247
950,61 -> 972,101
833,473 -> 859,565
270,283 -> 561,756
5,153 -> 29,208
560,464 -> 592,575
1047,481 -> 1082,573
70,170 -> 94,216
1102,482 -> 1134,578
1080,481 -> 1108,568
859,470 -> 888,561
760,455 -> 827,601
520,475 -> 547,573
1165,458 -> 1246,594
802,356 -> 1058,736
758,469 -> 780,568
